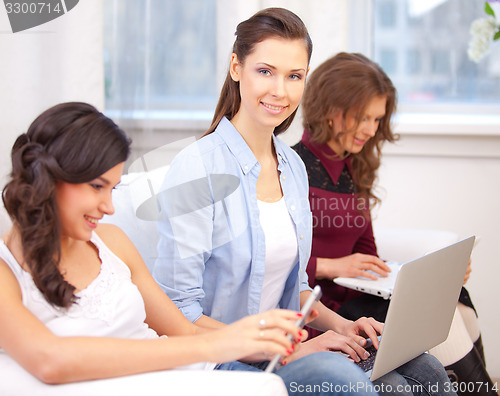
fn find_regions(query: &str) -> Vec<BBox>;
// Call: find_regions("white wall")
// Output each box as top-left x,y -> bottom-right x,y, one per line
0,0 -> 104,231
0,0 -> 104,187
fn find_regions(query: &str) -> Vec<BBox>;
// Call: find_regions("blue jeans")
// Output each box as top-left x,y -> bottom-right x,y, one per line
373,353 -> 457,396
217,352 -> 457,396
216,351 -> 377,395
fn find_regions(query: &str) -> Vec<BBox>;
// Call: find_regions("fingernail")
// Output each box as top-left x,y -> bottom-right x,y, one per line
298,331 -> 303,337
281,360 -> 287,366
291,344 -> 295,351
287,349 -> 293,355
364,351 -> 370,359
297,313 -> 303,317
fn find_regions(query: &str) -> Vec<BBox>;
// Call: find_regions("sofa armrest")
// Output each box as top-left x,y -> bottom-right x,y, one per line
0,352 -> 287,396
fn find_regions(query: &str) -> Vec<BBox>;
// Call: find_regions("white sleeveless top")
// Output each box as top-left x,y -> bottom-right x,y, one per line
0,232 -> 214,370
258,197 -> 298,312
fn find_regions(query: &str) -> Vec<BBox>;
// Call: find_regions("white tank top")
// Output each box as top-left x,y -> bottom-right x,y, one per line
258,197 -> 298,312
0,232 -> 159,339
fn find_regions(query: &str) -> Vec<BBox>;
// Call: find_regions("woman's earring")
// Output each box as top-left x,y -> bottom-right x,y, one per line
328,120 -> 333,128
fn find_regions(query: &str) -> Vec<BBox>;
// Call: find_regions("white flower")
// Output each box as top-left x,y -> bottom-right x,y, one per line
468,17 -> 497,63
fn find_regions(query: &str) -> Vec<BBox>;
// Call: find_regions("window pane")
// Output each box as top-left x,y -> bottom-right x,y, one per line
377,1 -> 397,27
103,0 -> 217,112
373,0 -> 500,107
406,48 -> 421,74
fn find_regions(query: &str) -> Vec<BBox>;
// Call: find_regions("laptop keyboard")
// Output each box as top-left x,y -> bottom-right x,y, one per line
356,344 -> 378,372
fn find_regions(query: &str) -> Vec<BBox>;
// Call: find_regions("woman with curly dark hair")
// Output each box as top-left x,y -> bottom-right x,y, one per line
3,102 -> 132,309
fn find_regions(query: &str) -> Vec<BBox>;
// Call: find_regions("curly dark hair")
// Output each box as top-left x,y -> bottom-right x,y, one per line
301,52 -> 398,205
204,7 -> 312,137
2,102 -> 131,308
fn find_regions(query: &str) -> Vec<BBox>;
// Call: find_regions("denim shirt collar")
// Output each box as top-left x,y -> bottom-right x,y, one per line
215,117 -> 289,175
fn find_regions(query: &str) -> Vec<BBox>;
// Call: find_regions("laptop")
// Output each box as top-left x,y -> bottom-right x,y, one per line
334,260 -> 402,300
346,236 -> 475,381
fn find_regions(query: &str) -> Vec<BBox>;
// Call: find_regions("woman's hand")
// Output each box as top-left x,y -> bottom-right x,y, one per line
205,309 -> 304,364
316,254 -> 391,280
280,329 -> 370,364
463,259 -> 472,285
285,317 -> 383,364
339,316 -> 384,350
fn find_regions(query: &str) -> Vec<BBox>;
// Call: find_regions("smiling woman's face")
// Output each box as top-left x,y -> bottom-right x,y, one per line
55,162 -> 123,242
229,37 -> 309,134
328,95 -> 387,155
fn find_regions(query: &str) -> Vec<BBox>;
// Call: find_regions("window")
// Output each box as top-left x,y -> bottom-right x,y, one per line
103,0 -> 217,115
104,0 -> 500,129
351,0 -> 500,112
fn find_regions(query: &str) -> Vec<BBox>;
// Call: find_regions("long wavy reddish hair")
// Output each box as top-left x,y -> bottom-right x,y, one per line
302,52 -> 398,205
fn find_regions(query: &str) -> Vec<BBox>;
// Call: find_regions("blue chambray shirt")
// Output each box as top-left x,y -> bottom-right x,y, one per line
153,117 -> 313,324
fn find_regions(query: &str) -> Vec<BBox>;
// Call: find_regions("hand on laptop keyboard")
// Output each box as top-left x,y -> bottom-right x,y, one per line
355,344 -> 378,372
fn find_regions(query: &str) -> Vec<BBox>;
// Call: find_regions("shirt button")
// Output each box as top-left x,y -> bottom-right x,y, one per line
282,175 -> 286,180
244,165 -> 248,171
290,205 -> 296,211
300,234 -> 304,239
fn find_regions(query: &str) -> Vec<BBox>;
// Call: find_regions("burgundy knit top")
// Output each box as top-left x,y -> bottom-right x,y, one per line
292,130 -> 378,314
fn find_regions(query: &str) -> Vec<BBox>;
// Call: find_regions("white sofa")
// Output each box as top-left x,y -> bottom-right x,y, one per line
0,353 -> 287,396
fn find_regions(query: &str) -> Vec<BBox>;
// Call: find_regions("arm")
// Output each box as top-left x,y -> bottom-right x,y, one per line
315,215 -> 390,280
0,258 -> 209,383
194,315 -> 226,329
463,259 -> 472,285
97,224 -> 202,337
282,290 -> 384,364
100,224 -> 278,363
316,254 -> 390,280
98,224 -> 225,334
